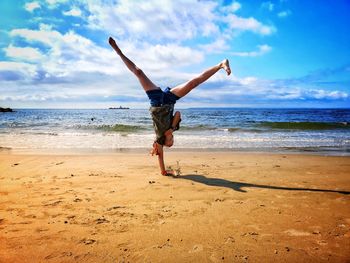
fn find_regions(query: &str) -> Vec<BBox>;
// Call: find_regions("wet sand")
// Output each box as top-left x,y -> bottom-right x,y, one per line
0,151 -> 349,262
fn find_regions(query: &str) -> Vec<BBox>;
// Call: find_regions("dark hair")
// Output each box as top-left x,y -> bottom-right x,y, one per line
156,135 -> 166,145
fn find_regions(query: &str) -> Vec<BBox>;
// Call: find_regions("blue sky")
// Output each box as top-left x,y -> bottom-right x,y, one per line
0,0 -> 349,108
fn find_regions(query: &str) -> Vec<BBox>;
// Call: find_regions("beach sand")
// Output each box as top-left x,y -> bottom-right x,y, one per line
0,150 -> 349,262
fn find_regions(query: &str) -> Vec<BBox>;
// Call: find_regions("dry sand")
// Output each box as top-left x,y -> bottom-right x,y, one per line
0,150 -> 349,262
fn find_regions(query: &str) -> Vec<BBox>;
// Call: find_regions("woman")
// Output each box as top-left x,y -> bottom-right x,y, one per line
109,37 -> 231,176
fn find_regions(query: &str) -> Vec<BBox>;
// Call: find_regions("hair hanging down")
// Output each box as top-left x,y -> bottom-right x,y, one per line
156,135 -> 166,145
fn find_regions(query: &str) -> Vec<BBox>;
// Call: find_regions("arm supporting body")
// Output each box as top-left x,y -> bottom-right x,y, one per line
156,144 -> 166,175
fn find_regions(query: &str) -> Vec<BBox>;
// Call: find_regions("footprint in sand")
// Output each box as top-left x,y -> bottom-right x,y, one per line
24,214 -> 37,219
284,229 -> 311,236
80,238 -> 96,245
45,252 -> 61,259
189,244 -> 203,253
107,206 -> 125,211
43,200 -> 63,206
18,220 -> 34,225
241,232 -> 259,237
316,240 -> 328,246
36,227 -> 49,232
110,175 -> 123,178
95,217 -> 109,224
45,249 -> 73,257
224,236 -> 235,244
234,255 -> 249,260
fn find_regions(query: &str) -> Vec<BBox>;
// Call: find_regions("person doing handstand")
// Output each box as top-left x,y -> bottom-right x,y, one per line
109,37 -> 231,176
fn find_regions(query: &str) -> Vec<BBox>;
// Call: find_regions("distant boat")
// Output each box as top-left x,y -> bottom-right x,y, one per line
109,106 -> 130,110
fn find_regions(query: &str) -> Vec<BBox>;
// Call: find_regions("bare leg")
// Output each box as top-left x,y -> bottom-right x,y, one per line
170,59 -> 231,98
109,37 -> 159,92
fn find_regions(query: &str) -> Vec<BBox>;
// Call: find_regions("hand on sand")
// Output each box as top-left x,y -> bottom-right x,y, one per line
162,170 -> 175,176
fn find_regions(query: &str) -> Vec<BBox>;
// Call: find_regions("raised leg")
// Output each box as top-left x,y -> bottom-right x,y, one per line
109,37 -> 159,92
170,59 -> 231,98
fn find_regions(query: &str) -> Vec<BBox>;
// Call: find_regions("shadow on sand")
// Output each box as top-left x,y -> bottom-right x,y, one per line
171,174 -> 350,195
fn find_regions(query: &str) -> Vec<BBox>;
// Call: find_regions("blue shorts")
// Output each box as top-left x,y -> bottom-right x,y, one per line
146,87 -> 180,107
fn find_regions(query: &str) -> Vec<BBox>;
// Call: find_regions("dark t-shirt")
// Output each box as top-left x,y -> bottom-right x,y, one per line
149,104 -> 174,144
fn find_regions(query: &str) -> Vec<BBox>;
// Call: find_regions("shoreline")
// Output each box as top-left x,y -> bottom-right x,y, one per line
1,146 -> 349,156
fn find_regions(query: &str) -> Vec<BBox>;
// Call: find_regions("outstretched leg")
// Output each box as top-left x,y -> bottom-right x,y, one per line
109,37 -> 159,92
170,59 -> 231,98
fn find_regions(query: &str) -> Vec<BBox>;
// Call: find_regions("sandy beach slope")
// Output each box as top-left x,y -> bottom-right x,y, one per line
0,151 -> 349,262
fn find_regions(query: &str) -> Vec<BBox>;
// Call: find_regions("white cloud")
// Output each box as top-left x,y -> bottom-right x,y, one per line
9,25 -> 118,80
266,88 -> 302,99
0,61 -> 37,79
189,76 -> 349,104
134,43 -> 204,71
265,87 -> 348,100
231,44 -> 272,57
45,0 -> 68,9
221,2 -> 241,13
199,38 -> 230,54
239,77 -> 258,85
278,10 -> 292,18
10,24 -> 61,46
261,1 -> 274,11
224,14 -> 275,35
24,1 -> 41,12
6,23 -> 205,92
84,0 -> 219,41
4,45 -> 45,61
83,0 -> 274,41
305,89 -> 348,100
176,79 -> 348,104
0,61 -> 36,72
63,7 -> 82,17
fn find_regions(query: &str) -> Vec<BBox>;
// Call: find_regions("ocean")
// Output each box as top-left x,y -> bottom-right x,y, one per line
0,108 -> 349,155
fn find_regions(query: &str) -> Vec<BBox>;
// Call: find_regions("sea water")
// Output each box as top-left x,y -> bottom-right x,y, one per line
0,108 -> 349,155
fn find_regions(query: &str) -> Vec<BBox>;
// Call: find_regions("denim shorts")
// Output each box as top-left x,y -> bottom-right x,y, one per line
146,87 -> 180,107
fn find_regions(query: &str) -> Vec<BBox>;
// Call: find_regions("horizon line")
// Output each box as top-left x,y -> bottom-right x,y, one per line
2,106 -> 349,110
